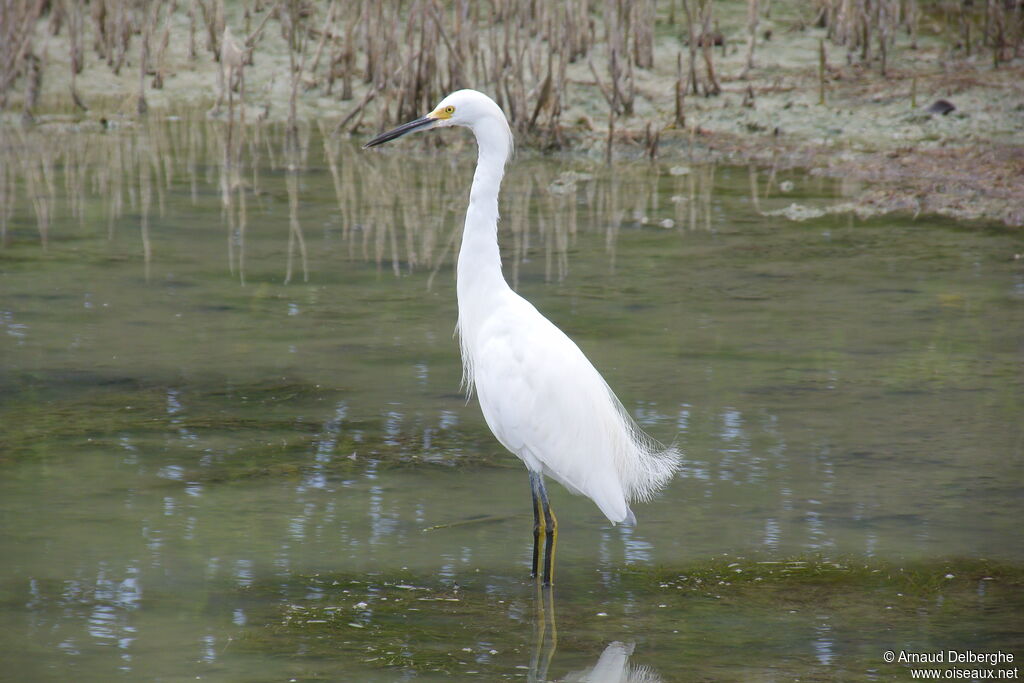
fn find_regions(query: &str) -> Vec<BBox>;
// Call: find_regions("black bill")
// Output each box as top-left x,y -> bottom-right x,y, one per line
363,116 -> 436,148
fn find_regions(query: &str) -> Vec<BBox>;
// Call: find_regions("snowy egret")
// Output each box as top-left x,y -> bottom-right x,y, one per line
365,90 -> 680,585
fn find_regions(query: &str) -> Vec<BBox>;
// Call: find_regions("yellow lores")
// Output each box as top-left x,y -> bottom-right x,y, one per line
430,104 -> 456,120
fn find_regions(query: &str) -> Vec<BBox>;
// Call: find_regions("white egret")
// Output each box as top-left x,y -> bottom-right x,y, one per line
365,90 -> 680,585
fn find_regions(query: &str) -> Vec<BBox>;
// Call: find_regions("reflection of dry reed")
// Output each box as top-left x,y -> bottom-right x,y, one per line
139,133 -> 152,280
0,118 -> 726,284
283,124 -> 309,284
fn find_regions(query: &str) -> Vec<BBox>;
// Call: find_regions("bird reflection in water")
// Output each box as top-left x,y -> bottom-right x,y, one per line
529,585 -> 661,683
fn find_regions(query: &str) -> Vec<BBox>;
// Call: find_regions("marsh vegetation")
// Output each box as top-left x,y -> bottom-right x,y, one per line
4,1 -> 1022,226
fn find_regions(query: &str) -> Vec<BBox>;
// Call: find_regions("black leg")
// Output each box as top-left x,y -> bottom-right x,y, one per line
530,472 -> 542,579
535,475 -> 558,586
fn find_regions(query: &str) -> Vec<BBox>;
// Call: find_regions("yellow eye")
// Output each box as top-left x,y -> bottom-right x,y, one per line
444,106 -> 455,115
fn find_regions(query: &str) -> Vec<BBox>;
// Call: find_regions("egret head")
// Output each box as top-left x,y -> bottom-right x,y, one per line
364,89 -> 511,155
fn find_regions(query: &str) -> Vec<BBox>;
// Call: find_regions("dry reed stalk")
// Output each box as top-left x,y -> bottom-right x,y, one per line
90,0 -> 107,60
109,0 -> 131,75
151,1 -> 175,89
739,0 -> 760,79
644,121 -> 660,161
308,0 -> 338,79
244,0 -> 280,55
20,51 -> 41,124
214,25 -> 245,115
588,57 -> 617,112
698,0 -> 721,95
187,0 -> 198,58
674,51 -> 686,127
196,0 -> 224,59
819,0 -> 942,71
605,0 -> 635,115
960,1 -> 973,56
632,0 -> 655,69
1,0 -> 45,110
62,0 -> 88,109
818,38 -> 827,105
877,0 -> 897,75
550,30 -> 569,144
905,0 -> 919,49
1012,1 -> 1024,59
681,0 -> 700,95
985,0 -> 1019,66
338,12 -> 358,99
137,1 -> 169,115
282,0 -> 311,138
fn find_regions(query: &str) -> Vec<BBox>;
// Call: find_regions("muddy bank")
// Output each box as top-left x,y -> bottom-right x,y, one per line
648,48 -> 1024,228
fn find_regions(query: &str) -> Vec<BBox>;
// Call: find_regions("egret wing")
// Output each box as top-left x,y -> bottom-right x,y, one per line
471,296 -> 630,514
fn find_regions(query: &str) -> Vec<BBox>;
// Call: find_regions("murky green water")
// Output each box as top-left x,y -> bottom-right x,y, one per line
1,117 -> 1022,681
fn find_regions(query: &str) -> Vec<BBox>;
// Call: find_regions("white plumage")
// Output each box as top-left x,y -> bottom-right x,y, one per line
465,289 -> 678,524
366,89 -> 680,580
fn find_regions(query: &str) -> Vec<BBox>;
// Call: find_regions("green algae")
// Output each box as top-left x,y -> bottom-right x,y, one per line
238,557 -> 1023,680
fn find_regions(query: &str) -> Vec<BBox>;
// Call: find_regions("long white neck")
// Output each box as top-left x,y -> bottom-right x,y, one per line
456,115 -> 513,307
456,114 -> 514,388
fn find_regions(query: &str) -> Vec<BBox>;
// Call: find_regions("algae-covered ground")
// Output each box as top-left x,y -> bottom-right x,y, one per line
241,557 -> 1024,680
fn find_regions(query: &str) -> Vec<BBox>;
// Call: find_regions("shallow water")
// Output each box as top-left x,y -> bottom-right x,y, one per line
1,118 -> 1022,681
